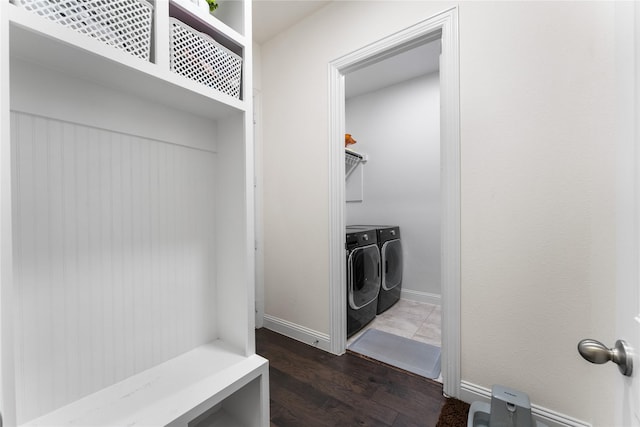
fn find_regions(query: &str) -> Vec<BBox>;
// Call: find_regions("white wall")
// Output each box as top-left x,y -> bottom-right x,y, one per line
345,73 -> 440,299
459,4 -> 615,426
260,2 -> 617,424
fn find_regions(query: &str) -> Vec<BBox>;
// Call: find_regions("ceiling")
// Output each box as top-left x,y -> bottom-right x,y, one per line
252,1 -> 331,44
345,40 -> 441,98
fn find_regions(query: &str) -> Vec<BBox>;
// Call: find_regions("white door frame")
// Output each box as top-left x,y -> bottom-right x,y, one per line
327,7 -> 461,398
614,1 -> 640,425
0,2 -> 16,424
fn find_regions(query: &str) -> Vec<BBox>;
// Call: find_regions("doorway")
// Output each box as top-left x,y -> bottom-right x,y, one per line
327,7 -> 460,398
343,43 -> 442,379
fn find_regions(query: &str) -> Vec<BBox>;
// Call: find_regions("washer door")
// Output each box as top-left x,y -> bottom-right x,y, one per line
381,239 -> 402,291
348,244 -> 381,309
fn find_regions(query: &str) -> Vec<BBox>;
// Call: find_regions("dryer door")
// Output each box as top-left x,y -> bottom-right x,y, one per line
381,239 -> 403,291
348,244 -> 381,309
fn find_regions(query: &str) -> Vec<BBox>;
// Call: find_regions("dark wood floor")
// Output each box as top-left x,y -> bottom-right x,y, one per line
256,328 -> 447,427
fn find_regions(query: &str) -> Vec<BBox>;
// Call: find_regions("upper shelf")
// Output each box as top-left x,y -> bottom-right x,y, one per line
7,1 -> 246,120
169,0 -> 246,54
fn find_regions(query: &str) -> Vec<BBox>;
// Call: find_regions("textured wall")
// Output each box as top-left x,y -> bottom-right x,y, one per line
259,1 -> 617,423
458,3 -> 616,424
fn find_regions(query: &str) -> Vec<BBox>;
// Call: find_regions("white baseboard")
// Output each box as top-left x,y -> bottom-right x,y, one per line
262,314 -> 332,353
460,381 -> 591,427
400,288 -> 441,306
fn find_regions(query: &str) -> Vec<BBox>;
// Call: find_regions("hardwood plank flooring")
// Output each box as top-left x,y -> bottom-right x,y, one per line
256,328 -> 447,427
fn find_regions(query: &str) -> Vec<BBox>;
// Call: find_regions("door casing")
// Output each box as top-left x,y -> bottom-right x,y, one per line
614,1 -> 640,425
327,7 -> 461,398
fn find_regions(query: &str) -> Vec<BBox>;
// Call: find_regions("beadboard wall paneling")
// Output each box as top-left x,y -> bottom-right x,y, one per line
11,111 -> 218,424
10,58 -> 218,153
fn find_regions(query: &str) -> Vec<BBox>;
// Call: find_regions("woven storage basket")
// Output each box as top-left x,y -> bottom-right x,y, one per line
170,18 -> 242,99
13,0 -> 153,61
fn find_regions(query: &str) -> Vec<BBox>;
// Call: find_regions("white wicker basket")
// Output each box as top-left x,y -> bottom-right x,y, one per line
12,0 -> 153,61
170,18 -> 242,99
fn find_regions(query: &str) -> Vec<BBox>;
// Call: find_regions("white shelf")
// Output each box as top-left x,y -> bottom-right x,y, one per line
170,0 -> 246,51
22,342 -> 267,427
8,3 -> 246,119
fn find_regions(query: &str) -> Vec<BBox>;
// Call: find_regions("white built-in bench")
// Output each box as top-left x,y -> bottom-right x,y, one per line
23,342 -> 269,427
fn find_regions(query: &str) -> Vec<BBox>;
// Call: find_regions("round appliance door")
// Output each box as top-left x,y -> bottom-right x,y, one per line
348,244 -> 381,309
381,239 -> 402,291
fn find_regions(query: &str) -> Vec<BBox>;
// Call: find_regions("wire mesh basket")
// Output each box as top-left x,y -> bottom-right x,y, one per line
12,0 -> 153,61
170,17 -> 242,99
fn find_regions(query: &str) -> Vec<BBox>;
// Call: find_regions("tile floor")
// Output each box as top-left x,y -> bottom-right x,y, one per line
348,299 -> 442,348
347,300 -> 442,384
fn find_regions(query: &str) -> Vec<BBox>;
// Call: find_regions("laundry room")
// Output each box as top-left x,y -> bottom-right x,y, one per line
343,39 -> 443,378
